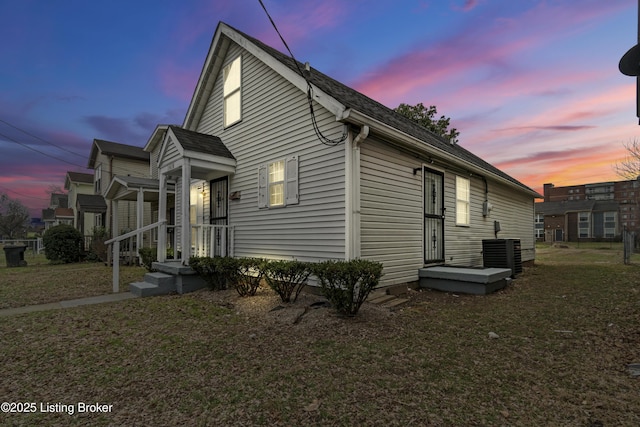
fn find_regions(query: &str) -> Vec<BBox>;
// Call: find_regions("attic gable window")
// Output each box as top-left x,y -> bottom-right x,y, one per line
456,176 -> 470,226
223,56 -> 242,127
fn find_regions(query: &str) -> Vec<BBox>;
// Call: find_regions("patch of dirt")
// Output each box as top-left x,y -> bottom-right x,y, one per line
190,286 -> 399,332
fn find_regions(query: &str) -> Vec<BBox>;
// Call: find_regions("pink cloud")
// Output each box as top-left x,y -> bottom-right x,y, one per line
352,2 -> 629,107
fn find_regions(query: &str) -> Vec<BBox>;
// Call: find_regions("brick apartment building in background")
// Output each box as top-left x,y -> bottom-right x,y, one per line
535,179 -> 640,242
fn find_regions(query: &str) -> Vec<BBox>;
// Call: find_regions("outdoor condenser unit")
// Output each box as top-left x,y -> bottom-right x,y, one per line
482,239 -> 522,277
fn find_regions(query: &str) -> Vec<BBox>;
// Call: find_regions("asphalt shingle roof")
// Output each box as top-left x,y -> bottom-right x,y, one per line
76,194 -> 107,211
228,23 -> 536,195
94,139 -> 150,161
66,171 -> 94,184
169,125 -> 235,159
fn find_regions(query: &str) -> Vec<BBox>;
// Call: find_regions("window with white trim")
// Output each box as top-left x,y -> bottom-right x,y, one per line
223,56 -> 242,127
456,176 -> 470,225
578,212 -> 590,238
258,156 -> 299,208
95,164 -> 102,194
269,160 -> 285,206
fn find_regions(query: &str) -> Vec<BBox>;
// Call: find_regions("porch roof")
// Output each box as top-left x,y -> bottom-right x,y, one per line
105,176 -> 175,202
76,194 -> 107,213
168,126 -> 235,160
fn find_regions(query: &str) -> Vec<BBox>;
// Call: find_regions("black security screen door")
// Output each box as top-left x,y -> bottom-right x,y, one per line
210,176 -> 228,255
424,168 -> 445,264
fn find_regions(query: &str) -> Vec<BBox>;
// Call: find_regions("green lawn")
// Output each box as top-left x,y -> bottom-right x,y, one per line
0,246 -> 639,426
0,254 -> 145,309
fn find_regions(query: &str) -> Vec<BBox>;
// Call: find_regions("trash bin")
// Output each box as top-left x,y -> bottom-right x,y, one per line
3,245 -> 27,267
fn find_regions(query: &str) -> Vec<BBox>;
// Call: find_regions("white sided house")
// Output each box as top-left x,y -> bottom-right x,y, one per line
120,22 -> 541,295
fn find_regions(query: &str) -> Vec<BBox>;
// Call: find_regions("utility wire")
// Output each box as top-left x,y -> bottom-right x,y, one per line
0,186 -> 49,201
0,130 -> 88,169
0,118 -> 87,159
258,0 -> 348,146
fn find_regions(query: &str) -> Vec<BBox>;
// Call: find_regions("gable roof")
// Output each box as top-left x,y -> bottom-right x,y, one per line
186,22 -> 539,198
168,125 -> 235,159
87,139 -> 149,168
65,171 -> 94,190
535,200 -> 619,215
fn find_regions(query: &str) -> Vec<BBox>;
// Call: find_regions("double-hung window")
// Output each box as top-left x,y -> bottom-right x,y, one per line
223,56 -> 242,127
268,160 -> 285,206
258,156 -> 299,208
94,165 -> 102,194
456,176 -> 470,226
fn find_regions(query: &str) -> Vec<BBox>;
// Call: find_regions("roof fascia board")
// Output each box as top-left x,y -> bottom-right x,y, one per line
183,151 -> 237,168
341,108 -> 541,198
183,26 -> 229,130
144,125 -> 169,152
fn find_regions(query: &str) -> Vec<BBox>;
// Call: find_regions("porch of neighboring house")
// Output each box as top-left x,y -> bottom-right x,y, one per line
76,194 -> 108,251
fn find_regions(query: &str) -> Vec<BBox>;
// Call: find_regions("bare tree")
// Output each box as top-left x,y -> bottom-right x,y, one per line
614,139 -> 640,180
0,193 -> 30,239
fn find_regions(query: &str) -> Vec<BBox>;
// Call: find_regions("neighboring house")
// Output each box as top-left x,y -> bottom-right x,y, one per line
64,171 -> 107,236
535,200 -> 620,242
42,193 -> 70,230
542,180 -> 640,237
134,22 -> 540,289
87,139 -> 152,240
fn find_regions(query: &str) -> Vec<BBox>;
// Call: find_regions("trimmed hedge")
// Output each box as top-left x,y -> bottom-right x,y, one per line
42,224 -> 84,264
234,258 -> 265,297
189,256 -> 237,291
263,260 -> 312,303
314,259 -> 384,316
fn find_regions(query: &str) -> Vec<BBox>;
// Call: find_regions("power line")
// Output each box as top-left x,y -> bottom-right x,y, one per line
0,118 -> 87,159
258,0 -> 348,147
0,130 -> 88,169
0,186 -> 49,201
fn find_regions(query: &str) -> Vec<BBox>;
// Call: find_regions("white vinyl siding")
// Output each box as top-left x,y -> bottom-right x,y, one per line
444,174 -> 535,267
360,137 -> 423,286
195,42 -> 345,261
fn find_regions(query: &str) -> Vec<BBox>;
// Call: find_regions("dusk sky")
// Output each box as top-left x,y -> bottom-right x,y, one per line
1,0 -> 639,217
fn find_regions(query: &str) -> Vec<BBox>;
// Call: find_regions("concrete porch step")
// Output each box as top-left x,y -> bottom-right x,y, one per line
144,272 -> 174,286
130,281 -> 175,297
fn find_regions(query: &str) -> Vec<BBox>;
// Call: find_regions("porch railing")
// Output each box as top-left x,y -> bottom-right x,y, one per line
105,220 -> 169,293
191,224 -> 235,258
104,221 -> 233,293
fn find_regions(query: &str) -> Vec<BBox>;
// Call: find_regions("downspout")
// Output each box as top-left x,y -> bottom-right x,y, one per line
347,125 -> 369,260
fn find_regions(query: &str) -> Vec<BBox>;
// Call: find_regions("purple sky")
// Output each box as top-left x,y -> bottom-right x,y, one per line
1,0 -> 638,217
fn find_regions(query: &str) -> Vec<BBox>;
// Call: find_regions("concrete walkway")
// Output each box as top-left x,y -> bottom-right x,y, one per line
0,293 -> 138,317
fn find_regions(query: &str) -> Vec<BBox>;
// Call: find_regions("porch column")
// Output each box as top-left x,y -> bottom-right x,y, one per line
181,159 -> 191,263
136,187 -> 144,258
158,172 -> 167,262
112,200 -> 119,238
111,200 -> 119,267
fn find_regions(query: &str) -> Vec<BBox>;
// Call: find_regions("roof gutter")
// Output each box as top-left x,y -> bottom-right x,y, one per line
340,108 -> 541,199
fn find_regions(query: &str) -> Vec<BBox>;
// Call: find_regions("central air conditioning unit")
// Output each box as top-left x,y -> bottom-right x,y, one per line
482,239 -> 522,277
